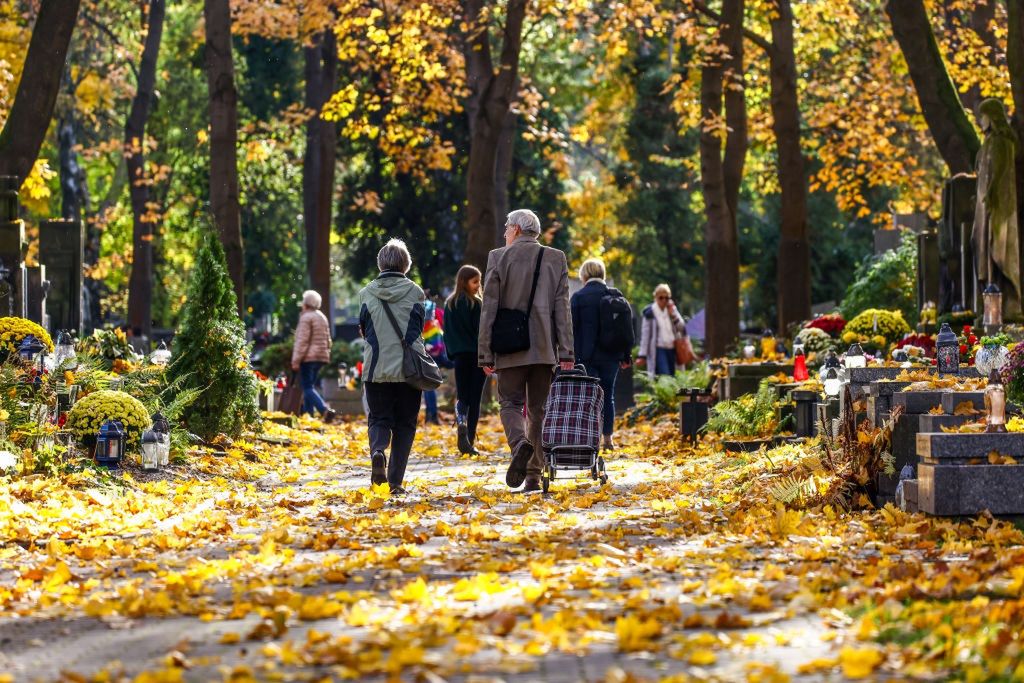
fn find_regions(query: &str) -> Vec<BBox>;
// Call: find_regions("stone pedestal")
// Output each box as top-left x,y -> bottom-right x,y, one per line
25,265 -> 47,326
724,363 -> 793,400
916,432 -> 1024,515
866,381 -> 912,428
940,391 -> 985,415
877,390 -> 947,506
39,219 -> 84,334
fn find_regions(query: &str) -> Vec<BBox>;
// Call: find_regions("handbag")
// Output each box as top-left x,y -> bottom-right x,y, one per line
490,247 -> 545,355
675,335 -> 696,367
278,372 -> 304,415
380,300 -> 444,391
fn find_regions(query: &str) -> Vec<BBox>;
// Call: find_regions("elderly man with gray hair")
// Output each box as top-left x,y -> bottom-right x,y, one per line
358,238 -> 428,495
479,209 -> 574,492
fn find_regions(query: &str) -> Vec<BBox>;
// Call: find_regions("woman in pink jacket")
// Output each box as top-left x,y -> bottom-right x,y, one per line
291,290 -> 336,422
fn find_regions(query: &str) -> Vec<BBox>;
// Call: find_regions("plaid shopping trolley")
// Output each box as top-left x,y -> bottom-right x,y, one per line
540,365 -> 607,492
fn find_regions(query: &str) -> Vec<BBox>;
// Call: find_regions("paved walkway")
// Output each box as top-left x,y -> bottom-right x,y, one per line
0,416 -> 835,682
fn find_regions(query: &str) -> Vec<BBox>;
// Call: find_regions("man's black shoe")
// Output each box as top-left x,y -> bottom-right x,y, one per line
506,441 -> 532,488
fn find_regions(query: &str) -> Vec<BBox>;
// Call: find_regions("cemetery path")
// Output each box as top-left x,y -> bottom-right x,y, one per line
0,415 -> 1022,682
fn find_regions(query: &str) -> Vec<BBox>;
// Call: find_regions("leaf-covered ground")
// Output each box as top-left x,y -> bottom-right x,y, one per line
1,414 -> 1023,682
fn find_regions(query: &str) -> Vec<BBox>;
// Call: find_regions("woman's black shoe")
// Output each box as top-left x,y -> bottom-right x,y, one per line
457,419 -> 473,455
370,450 -> 387,486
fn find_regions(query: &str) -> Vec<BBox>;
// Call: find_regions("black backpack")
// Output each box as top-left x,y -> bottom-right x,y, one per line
598,288 -> 634,354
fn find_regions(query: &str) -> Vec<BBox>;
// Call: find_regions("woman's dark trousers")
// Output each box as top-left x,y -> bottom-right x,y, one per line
364,381 -> 422,488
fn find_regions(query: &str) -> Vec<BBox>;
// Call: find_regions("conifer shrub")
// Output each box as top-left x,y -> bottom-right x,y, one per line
168,238 -> 260,440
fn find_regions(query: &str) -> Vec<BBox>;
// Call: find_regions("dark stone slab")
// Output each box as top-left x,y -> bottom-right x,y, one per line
917,413 -> 974,433
940,391 -> 985,415
902,479 -> 919,513
892,391 -> 946,415
918,462 -> 1024,515
849,367 -> 914,384
728,363 -> 794,378
917,432 -> 1024,463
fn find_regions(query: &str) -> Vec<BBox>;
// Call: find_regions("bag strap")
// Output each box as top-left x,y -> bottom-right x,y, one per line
524,246 -> 545,316
379,300 -> 409,349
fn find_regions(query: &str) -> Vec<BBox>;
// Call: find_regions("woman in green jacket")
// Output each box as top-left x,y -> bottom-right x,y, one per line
444,265 -> 485,454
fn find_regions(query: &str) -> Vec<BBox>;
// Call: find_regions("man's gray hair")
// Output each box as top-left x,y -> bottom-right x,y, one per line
377,238 -> 412,273
506,208 -> 542,235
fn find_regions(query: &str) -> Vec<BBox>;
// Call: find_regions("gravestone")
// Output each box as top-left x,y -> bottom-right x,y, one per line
916,432 -> 1024,515
917,230 -> 939,314
938,175 -> 977,314
724,363 -> 793,400
39,219 -> 84,334
25,265 -> 47,326
0,176 -> 27,318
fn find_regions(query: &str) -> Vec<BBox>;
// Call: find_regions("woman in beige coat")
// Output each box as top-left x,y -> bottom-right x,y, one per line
291,290 -> 335,422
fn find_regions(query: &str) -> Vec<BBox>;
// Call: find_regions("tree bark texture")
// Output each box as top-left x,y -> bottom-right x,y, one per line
204,0 -> 245,313
885,0 -> 980,173
700,0 -> 745,358
303,30 -> 338,316
493,107 -> 518,240
462,0 -> 528,269
769,0 -> 810,333
0,0 -> 81,185
126,0 -> 166,342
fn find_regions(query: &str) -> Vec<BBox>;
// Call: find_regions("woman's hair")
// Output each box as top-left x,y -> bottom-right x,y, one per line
578,258 -> 606,282
654,283 -> 672,299
377,238 -> 412,273
446,265 -> 482,306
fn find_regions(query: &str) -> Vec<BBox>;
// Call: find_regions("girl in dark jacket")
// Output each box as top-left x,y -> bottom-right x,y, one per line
443,265 -> 486,454
570,258 -> 632,450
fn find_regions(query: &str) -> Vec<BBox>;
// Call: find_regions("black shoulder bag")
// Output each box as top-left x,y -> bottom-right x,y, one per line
380,300 -> 444,391
490,247 -> 545,355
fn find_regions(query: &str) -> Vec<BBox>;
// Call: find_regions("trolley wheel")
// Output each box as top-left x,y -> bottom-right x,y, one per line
598,456 -> 608,485
542,475 -> 550,494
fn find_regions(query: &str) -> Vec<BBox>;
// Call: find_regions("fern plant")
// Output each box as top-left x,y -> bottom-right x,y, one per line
704,383 -> 779,438
626,362 -> 714,424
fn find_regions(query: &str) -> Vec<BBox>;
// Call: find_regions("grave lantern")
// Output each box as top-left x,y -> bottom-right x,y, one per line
150,340 -> 172,366
983,282 -> 1003,333
844,342 -> 866,369
140,429 -> 160,471
18,334 -> 44,369
935,322 -> 960,375
760,329 -> 776,360
985,369 -> 1008,433
95,419 -> 125,467
823,367 -> 841,397
791,390 -> 819,437
742,341 -> 756,359
678,388 -> 711,445
54,330 -> 77,369
792,344 -> 809,382
152,411 -> 171,466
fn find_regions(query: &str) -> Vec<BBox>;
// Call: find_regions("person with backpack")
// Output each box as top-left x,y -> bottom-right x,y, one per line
444,265 -> 485,455
570,258 -> 632,450
479,209 -> 574,492
637,283 -> 688,377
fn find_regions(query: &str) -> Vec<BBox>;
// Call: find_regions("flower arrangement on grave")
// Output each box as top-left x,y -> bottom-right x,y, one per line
794,326 -> 834,356
81,328 -> 141,372
0,317 -> 53,356
803,313 -> 846,338
843,309 -> 911,349
999,343 -> 1024,405
894,333 -> 936,358
66,390 -> 151,446
958,325 -> 978,365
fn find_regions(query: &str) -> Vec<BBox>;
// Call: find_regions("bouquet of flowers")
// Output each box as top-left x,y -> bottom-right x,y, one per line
894,333 -> 936,358
803,313 -> 846,338
958,325 -> 978,365
794,326 -> 834,355
1001,343 -> 1024,405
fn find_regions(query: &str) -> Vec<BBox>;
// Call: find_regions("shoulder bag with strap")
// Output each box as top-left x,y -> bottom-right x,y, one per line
380,300 -> 444,391
490,247 -> 545,355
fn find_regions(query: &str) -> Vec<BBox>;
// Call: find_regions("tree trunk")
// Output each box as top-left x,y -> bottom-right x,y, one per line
885,0 -> 980,173
0,0 -> 82,185
769,0 -> 810,333
204,0 -> 245,314
312,30 -> 337,316
461,0 -> 528,269
126,0 -> 166,343
700,0 -> 746,358
493,107 -> 518,242
302,40 -> 323,288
